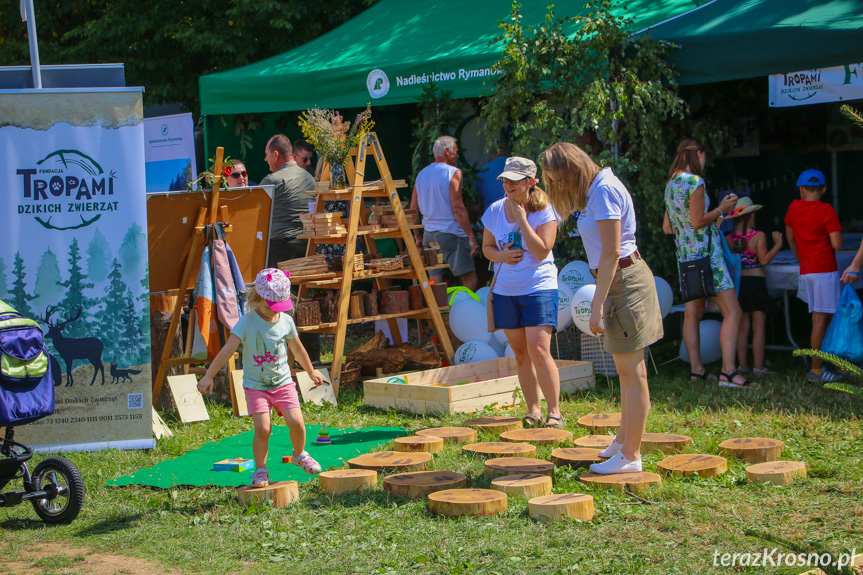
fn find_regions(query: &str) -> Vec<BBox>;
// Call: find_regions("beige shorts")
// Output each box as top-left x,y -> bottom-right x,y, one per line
602,257 -> 664,355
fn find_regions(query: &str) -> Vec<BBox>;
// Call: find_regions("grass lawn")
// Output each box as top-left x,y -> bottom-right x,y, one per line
1,338 -> 862,575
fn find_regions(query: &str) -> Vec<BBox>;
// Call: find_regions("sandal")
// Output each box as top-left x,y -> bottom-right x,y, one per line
718,371 -> 756,389
544,415 -> 565,429
522,413 -> 543,428
690,370 -> 717,382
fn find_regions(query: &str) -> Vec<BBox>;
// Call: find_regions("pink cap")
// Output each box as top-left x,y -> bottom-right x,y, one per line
254,268 -> 293,312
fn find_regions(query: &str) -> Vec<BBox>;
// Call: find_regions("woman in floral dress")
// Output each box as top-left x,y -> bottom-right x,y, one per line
663,139 -> 752,388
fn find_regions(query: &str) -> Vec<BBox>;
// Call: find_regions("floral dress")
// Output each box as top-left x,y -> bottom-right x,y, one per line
664,172 -> 733,293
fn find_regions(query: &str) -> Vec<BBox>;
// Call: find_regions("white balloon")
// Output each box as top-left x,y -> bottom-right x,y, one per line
557,288 -> 573,330
450,299 -> 492,344
492,328 -> 508,346
558,261 -> 595,293
679,319 -> 723,364
487,337 -> 506,357
475,286 -> 491,306
503,341 -> 516,357
570,284 -> 597,335
654,276 -> 674,318
455,341 -> 499,365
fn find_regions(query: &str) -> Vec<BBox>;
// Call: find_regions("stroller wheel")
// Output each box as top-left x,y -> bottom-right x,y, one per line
30,457 -> 85,524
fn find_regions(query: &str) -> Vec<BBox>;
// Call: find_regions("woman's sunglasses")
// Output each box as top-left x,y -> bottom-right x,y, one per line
228,170 -> 248,178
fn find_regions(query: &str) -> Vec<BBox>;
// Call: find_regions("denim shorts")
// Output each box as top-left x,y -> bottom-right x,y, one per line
492,289 -> 558,330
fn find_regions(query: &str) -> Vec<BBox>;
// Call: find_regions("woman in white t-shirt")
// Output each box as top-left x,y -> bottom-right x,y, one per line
541,143 -> 663,475
481,157 -> 562,428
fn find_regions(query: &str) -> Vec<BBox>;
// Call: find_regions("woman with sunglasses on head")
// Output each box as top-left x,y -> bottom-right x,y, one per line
541,143 -> 663,474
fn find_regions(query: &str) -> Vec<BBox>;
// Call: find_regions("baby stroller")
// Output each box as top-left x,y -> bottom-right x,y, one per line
0,299 -> 84,524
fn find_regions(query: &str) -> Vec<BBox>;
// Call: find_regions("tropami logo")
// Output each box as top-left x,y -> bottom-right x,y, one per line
16,149 -> 118,231
367,69 -> 390,99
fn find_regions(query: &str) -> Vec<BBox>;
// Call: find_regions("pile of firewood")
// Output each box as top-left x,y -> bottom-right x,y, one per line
278,255 -> 335,280
346,331 -> 441,376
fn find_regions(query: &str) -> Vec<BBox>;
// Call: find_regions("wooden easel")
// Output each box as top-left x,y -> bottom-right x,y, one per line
151,147 -> 240,413
294,133 -> 455,394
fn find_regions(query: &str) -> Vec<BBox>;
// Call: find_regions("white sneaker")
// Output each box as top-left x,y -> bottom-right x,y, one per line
589,451 -> 642,475
598,438 -> 623,459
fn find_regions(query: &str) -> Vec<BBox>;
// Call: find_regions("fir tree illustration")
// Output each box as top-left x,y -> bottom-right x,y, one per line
137,265 -> 151,366
87,228 -> 113,282
97,258 -> 128,364
120,290 -> 142,368
58,238 -> 98,341
0,256 -> 9,301
33,247 -> 64,316
119,223 -> 146,288
10,252 -> 35,317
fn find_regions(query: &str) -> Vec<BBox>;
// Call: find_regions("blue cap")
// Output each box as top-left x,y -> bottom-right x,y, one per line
797,169 -> 826,187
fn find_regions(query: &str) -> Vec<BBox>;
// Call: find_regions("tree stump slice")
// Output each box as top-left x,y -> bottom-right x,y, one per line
528,494 -> 594,522
379,291 -> 409,314
657,454 -> 727,478
573,435 -> 614,449
641,433 -> 692,455
393,435 -> 444,453
550,448 -> 606,469
348,451 -> 432,473
361,293 -> 378,316
461,416 -> 523,435
417,427 -> 477,444
718,437 -> 784,463
463,442 -> 537,458
576,413 -> 621,434
237,481 -> 298,508
491,474 -> 553,498
500,428 -> 573,445
383,470 -> 467,499
428,488 -> 508,517
484,457 -> 555,479
578,472 -> 662,493
408,285 -> 425,310
349,294 -> 365,319
318,469 -> 377,495
746,461 -> 807,486
320,296 -> 338,324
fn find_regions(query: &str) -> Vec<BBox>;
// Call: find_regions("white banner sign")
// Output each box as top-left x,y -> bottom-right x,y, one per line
0,89 -> 154,451
144,112 -> 196,193
769,63 -> 863,107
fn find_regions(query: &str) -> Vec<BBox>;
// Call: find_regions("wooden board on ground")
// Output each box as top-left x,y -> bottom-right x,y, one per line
393,435 -> 444,453
746,461 -> 807,486
529,494 -> 594,522
484,457 -> 555,478
416,427 -> 477,444
657,454 -> 728,478
550,448 -> 606,469
461,416 -> 522,435
383,471 -> 467,499
229,369 -> 249,417
237,480 -> 298,508
573,435 -> 613,449
318,469 -> 377,494
577,413 -> 621,433
500,428 -> 572,445
166,374 -> 209,423
641,433 -> 691,454
491,474 -> 552,498
152,408 -> 172,439
462,442 -> 537,458
718,437 -> 784,463
427,488 -> 508,517
348,451 -> 432,472
296,368 -> 337,407
579,472 -> 662,493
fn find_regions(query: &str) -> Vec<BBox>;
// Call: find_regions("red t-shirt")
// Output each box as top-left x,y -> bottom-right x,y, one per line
784,199 -> 841,275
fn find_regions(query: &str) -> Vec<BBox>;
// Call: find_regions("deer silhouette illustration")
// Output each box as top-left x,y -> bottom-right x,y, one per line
41,305 -> 105,386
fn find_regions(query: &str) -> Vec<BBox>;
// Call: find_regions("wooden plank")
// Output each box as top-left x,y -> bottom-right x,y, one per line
364,389 -> 520,415
165,374 -> 209,423
296,368 -> 337,407
229,369 -> 249,417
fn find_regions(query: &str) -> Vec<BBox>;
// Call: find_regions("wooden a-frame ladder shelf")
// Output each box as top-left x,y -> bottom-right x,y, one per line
290,133 -> 455,394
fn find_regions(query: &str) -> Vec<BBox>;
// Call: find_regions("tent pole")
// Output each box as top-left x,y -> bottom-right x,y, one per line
22,0 -> 42,89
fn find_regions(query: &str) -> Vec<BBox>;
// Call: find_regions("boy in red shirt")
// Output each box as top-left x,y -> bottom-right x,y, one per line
784,169 -> 843,382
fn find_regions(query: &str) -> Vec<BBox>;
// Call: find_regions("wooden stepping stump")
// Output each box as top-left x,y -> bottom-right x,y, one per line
550,448 -> 605,469
491,473 -> 552,498
428,488 -> 508,517
573,435 -> 614,449
383,470 -> 467,499
657,454 -> 727,478
579,472 -> 662,493
463,442 -> 536,458
718,437 -> 784,463
394,435 -> 444,453
348,451 -> 432,473
500,428 -> 573,445
746,461 -> 807,486
577,413 -> 621,434
237,481 -> 298,508
529,494 -> 594,522
641,433 -> 692,454
416,427 -> 477,444
484,457 -> 555,479
461,416 -> 523,435
318,469 -> 377,495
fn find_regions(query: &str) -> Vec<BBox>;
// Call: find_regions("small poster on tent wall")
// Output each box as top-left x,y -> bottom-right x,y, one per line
0,89 -> 154,451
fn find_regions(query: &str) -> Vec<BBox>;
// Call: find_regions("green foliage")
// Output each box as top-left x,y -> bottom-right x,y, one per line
793,348 -> 863,398
9,252 -> 34,318
840,105 -> 863,129
744,528 -> 858,575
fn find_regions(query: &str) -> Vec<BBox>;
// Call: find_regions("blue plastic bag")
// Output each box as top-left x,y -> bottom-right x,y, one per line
822,284 -> 863,363
720,233 -> 741,296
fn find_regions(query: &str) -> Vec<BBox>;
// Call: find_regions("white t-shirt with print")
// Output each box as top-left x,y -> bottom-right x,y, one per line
481,199 -> 558,296
576,168 -> 638,269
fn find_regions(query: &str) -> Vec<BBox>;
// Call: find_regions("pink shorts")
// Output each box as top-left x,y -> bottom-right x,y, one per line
243,382 -> 301,415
